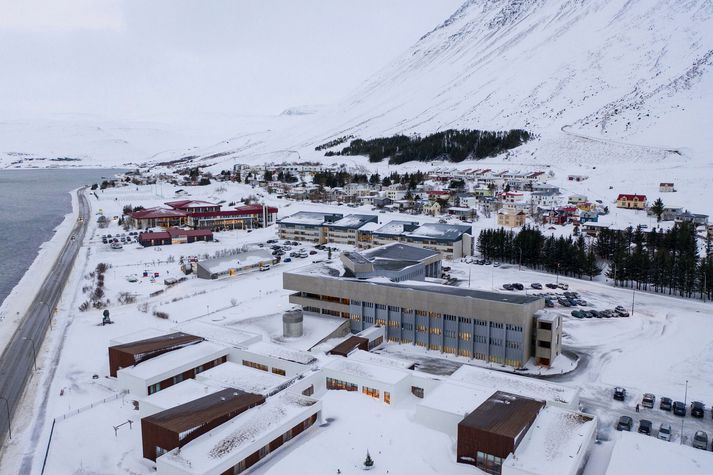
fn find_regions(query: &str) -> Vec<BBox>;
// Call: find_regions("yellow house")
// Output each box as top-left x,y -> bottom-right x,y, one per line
423,201 -> 441,216
616,194 -> 647,209
497,209 -> 526,228
576,201 -> 594,212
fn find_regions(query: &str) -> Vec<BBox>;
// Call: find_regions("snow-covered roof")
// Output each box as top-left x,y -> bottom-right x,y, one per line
172,321 -> 261,348
503,406 -> 596,473
109,328 -> 169,346
141,379 -> 222,414
246,341 -> 316,365
323,357 -> 409,386
606,431 -> 713,475
404,222 -> 472,242
447,365 -> 578,406
158,393 -> 319,472
373,220 -> 418,236
358,221 -> 382,232
348,350 -> 415,370
118,341 -> 229,382
277,211 -> 341,226
326,214 -> 377,229
195,361 -> 287,395
418,381 -> 493,417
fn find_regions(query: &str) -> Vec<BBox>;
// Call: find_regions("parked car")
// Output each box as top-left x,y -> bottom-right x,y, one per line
642,393 -> 655,409
309,250 -> 318,255
546,283 -> 558,289
613,387 -> 626,401
658,423 -> 672,441
512,283 -> 524,290
616,416 -> 633,431
544,299 -> 555,308
259,264 -> 271,271
691,401 -> 705,418
660,397 -> 673,411
693,431 -> 709,450
638,419 -> 652,435
531,283 -> 543,290
673,401 -> 686,416
493,262 -> 500,267
571,310 -> 585,318
588,310 -> 600,318
576,299 -> 588,306
502,284 -> 514,291
299,251 -> 309,258
283,257 -> 292,263
615,308 -> 630,317
615,305 -> 626,312
558,283 -> 569,290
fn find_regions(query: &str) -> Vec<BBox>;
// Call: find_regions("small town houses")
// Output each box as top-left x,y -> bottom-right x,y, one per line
616,193 -> 647,209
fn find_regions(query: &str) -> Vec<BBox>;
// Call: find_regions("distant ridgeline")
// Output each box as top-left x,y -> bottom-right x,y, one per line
322,129 -> 532,164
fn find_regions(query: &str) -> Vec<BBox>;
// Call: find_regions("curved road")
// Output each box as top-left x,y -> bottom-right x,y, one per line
0,189 -> 89,444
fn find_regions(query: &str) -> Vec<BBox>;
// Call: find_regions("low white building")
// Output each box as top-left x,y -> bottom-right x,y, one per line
156,392 -> 322,475
415,381 -> 493,437
196,249 -> 277,280
139,379 -> 222,418
117,341 -> 230,397
230,342 -> 317,378
501,406 -> 597,475
195,361 -> 289,396
322,356 -> 411,405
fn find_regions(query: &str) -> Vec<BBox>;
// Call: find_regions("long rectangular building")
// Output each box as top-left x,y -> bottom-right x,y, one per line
283,245 -> 561,368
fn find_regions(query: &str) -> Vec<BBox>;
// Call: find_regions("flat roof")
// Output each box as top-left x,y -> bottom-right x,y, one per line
118,341 -> 228,380
327,214 -> 377,229
109,332 -> 203,357
277,211 -> 342,226
418,381 -> 494,417
376,281 -> 543,305
503,406 -> 595,473
142,379 -> 222,413
404,223 -> 472,242
195,362 -> 287,395
448,365 -> 578,406
373,220 -> 419,236
246,341 -> 317,365
348,350 -> 415,370
143,388 -> 264,434
197,249 -> 275,275
158,393 -> 318,472
324,357 -> 408,386
172,321 -> 260,348
459,391 -> 545,439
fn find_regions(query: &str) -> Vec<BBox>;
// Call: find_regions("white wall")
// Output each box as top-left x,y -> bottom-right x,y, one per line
229,348 -> 309,378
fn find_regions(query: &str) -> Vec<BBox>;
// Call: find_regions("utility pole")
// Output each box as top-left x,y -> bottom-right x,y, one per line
631,282 -> 636,317
518,247 -> 522,271
681,379 -> 688,445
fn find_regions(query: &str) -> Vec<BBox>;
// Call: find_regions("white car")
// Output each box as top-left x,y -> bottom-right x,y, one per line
259,264 -> 271,272
658,423 -> 672,441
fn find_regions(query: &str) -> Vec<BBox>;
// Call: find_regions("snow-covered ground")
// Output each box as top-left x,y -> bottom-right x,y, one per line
2,178 -> 712,474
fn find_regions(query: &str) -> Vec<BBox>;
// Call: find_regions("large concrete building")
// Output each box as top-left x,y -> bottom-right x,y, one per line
283,244 -> 561,368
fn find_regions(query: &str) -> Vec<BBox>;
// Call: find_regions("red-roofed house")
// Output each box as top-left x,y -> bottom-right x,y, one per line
129,207 -> 188,229
164,200 -> 221,214
616,194 -> 647,209
138,228 -> 213,247
188,204 -> 278,230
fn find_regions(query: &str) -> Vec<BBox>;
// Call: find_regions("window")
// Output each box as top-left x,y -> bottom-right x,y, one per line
429,327 -> 442,335
375,319 -> 386,326
326,377 -> 358,391
259,445 -> 269,458
444,330 -> 456,339
416,324 -> 427,333
411,386 -> 424,398
384,391 -> 391,405
272,367 -> 286,376
350,314 -> 361,321
539,340 -> 551,348
458,348 -> 473,358
172,374 -> 184,385
243,360 -> 269,372
148,383 -> 161,395
362,386 -> 380,399
155,446 -> 168,458
376,304 -> 386,310
302,385 -> 314,396
476,451 -> 503,475
402,322 -> 413,331
459,332 -> 472,341
539,321 -> 552,330
195,365 -> 205,375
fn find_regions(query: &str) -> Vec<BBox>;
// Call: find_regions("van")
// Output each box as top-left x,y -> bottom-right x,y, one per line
658,423 -> 672,441
616,416 -> 632,431
642,393 -> 655,409
693,431 -> 709,450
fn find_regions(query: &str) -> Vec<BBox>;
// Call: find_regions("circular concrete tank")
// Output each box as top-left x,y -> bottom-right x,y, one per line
283,309 -> 304,338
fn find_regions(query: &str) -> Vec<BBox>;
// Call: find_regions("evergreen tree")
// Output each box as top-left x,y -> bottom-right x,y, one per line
651,198 -> 665,222
364,451 -> 374,468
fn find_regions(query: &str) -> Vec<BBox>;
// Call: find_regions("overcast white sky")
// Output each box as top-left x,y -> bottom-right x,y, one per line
0,0 -> 461,123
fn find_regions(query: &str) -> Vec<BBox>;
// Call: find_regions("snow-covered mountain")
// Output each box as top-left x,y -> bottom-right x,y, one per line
172,0 -> 713,169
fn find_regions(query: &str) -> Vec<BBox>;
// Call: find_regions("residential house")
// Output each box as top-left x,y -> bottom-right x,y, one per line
659,182 -> 675,192
497,209 -> 526,228
423,201 -> 442,216
616,194 -> 647,209
567,174 -> 589,182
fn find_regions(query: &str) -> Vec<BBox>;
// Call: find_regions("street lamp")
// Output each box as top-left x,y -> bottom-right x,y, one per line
22,337 -> 37,371
0,395 -> 10,439
40,300 -> 53,328
681,379 -> 688,445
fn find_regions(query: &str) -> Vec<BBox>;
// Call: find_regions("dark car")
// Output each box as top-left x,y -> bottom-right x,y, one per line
502,284 -> 514,291
546,283 -> 558,289
588,310 -> 600,318
693,431 -> 709,450
691,401 -> 705,418
642,393 -> 656,409
616,415 -> 633,431
638,419 -> 652,435
673,401 -> 686,416
512,283 -> 524,290
309,250 -> 318,255
544,299 -> 555,308
660,397 -> 673,411
531,283 -> 543,290
613,387 -> 626,401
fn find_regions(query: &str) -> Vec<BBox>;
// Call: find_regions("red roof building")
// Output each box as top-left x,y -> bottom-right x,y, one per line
138,228 -> 213,247
188,204 -> 278,230
164,200 -> 221,214
129,207 -> 188,229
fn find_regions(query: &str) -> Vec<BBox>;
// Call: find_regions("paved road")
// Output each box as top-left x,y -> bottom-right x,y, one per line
0,189 -> 89,444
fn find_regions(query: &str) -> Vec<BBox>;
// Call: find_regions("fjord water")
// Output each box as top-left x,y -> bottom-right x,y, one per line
0,169 -> 118,309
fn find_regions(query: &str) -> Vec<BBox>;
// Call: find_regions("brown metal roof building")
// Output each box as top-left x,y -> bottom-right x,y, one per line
108,332 -> 203,377
141,388 -> 265,461
457,391 -> 545,474
328,336 -> 369,357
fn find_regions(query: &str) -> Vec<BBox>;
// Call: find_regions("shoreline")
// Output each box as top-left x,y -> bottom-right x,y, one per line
0,188 -> 80,353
